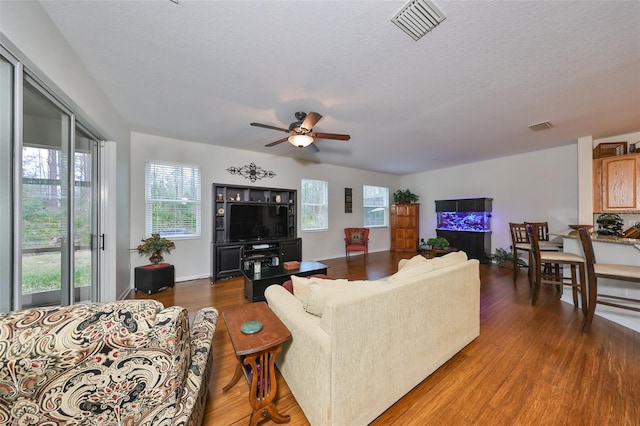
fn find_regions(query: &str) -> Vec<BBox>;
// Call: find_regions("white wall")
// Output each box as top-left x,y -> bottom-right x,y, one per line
130,132 -> 401,283
1,0 -> 132,299
400,144 -> 579,255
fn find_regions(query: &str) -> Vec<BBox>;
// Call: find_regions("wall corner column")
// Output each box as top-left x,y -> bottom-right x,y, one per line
577,136 -> 594,225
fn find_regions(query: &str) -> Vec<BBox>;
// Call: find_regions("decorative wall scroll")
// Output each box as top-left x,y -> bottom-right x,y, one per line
345,187 -> 352,213
226,162 -> 276,182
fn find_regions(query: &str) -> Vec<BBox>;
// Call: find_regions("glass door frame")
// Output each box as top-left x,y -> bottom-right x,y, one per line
2,44 -> 104,311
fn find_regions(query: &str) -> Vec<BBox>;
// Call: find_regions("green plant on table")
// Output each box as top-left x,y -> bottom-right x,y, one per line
393,189 -> 419,204
426,237 -> 449,249
136,233 -> 175,265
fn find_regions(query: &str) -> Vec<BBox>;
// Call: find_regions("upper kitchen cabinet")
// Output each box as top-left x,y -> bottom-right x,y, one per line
594,153 -> 640,213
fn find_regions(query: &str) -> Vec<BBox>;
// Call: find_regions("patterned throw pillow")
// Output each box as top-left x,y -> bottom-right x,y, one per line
350,231 -> 364,244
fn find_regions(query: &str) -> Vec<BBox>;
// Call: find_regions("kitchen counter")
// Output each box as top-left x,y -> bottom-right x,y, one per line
552,229 -> 640,248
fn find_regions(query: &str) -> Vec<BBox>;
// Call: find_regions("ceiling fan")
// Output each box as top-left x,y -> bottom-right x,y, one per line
250,111 -> 350,153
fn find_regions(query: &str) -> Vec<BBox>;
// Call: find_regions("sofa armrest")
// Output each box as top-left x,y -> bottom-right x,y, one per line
172,307 -> 218,426
264,285 -> 333,425
265,285 -> 331,349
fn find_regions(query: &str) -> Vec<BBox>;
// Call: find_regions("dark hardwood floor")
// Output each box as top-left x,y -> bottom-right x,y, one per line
128,251 -> 640,425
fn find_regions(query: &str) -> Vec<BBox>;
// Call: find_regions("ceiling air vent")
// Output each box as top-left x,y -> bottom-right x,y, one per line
391,0 -> 446,41
528,121 -> 554,132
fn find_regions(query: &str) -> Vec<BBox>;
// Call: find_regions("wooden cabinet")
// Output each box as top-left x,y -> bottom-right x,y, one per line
390,204 -> 419,252
593,154 -> 640,212
280,238 -> 302,262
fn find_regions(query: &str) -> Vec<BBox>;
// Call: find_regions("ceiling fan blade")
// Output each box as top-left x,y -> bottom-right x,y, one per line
307,142 -> 320,153
311,132 -> 351,141
251,122 -> 290,133
301,112 -> 322,131
265,137 -> 289,147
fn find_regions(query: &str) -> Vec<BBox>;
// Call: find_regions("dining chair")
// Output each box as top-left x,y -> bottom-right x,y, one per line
526,224 -> 587,318
527,221 -> 552,242
509,223 -> 530,283
509,222 -> 560,284
576,228 -> 640,333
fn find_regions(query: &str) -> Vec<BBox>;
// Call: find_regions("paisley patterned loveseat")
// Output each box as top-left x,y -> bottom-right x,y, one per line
0,300 -> 218,426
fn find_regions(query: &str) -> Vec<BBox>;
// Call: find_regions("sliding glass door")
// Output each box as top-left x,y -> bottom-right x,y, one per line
1,47 -> 102,311
0,54 -> 14,312
74,126 -> 99,303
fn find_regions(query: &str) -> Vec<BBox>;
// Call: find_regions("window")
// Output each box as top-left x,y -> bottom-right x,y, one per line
145,161 -> 201,238
301,179 -> 328,231
363,185 -> 389,227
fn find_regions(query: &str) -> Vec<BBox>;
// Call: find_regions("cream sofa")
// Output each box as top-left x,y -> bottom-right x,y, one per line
265,252 -> 480,426
0,300 -> 217,426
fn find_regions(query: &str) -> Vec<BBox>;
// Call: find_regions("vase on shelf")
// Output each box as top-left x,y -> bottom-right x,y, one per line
149,252 -> 164,265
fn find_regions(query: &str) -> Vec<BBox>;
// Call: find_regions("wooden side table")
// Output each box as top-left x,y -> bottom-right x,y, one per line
134,263 -> 175,294
222,302 -> 291,426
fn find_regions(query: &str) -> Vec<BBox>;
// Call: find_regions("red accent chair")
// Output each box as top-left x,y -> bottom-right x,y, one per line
344,228 -> 369,259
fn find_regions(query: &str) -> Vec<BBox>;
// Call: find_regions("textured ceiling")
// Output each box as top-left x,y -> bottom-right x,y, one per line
38,0 -> 640,175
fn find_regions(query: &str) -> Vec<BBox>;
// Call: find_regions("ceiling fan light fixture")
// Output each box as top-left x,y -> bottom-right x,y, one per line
288,134 -> 314,148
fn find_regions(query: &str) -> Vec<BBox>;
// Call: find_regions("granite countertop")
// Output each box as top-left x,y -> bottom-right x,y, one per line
552,229 -> 640,246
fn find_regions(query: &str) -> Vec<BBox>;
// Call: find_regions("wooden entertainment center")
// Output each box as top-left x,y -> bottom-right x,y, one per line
211,183 -> 302,282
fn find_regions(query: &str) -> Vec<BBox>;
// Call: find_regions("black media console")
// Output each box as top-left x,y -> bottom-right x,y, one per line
211,183 -> 301,282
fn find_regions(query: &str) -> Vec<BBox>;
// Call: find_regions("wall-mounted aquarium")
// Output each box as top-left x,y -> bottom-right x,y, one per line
436,211 -> 492,232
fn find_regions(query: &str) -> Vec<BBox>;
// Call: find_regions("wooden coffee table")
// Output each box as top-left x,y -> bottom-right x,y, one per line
419,247 -> 459,259
222,302 -> 291,426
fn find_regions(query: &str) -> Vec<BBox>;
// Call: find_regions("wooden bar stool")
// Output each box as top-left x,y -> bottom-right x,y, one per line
576,228 -> 640,333
509,222 -> 530,283
526,224 -> 587,317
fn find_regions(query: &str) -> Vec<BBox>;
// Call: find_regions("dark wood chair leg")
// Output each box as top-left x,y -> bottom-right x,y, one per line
578,265 -> 587,316
582,275 -> 598,333
512,247 -> 519,284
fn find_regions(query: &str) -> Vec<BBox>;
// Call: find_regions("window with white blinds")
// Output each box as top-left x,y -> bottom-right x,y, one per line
301,178 -> 328,231
363,185 -> 389,227
144,161 -> 201,238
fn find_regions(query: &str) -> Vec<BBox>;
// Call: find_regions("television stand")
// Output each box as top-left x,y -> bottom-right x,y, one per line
211,183 -> 300,282
212,238 -> 302,282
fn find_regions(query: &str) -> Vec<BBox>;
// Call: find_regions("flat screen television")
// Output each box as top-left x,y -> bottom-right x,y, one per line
229,204 -> 288,241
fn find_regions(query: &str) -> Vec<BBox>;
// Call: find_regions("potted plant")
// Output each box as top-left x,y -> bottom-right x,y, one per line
136,233 -> 176,265
490,247 -> 525,269
393,189 -> 419,204
426,236 -> 449,249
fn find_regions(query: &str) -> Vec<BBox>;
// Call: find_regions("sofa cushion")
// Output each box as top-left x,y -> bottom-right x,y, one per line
303,278 -> 384,317
349,231 -> 364,244
303,279 -> 349,316
283,274 -> 330,294
398,254 -> 429,271
430,250 -> 468,269
291,275 -> 313,302
387,261 -> 436,283
283,279 -> 294,293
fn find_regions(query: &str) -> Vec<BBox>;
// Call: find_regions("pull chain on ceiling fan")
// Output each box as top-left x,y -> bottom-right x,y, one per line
250,111 -> 351,153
